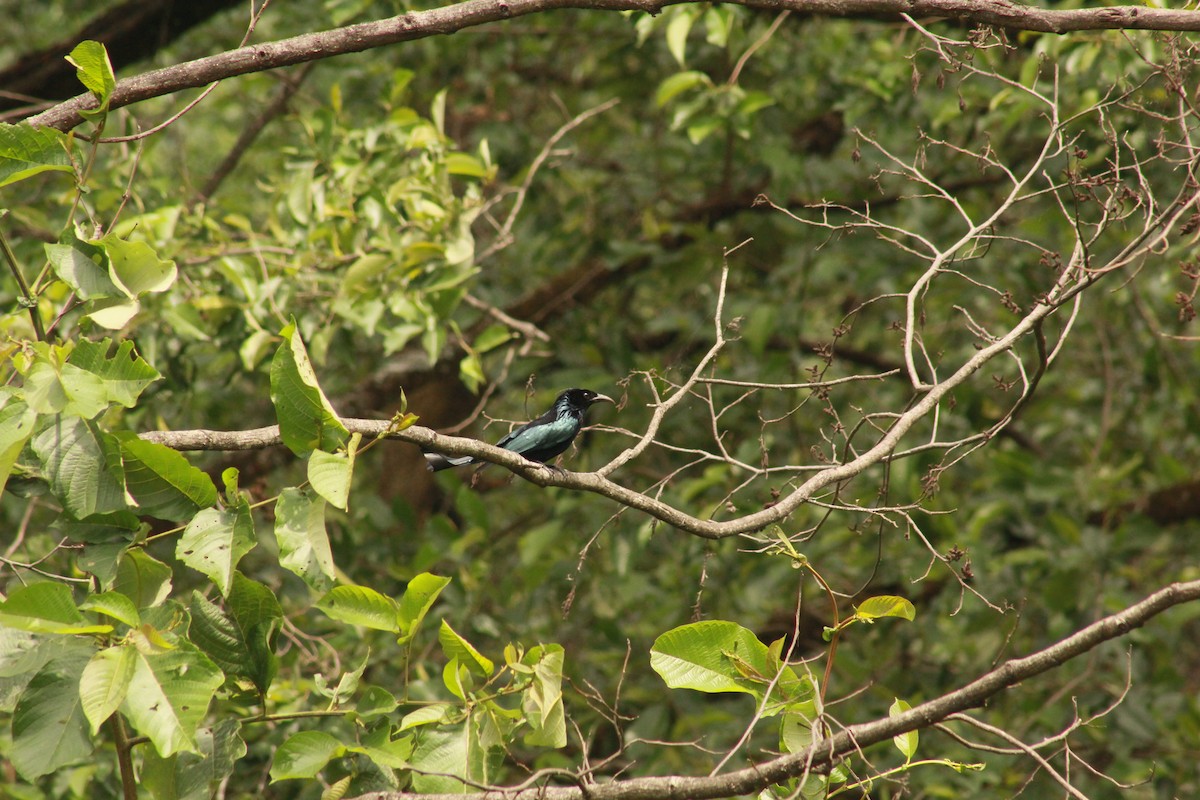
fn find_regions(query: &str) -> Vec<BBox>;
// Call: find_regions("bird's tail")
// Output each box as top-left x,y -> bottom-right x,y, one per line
424,453 -> 475,472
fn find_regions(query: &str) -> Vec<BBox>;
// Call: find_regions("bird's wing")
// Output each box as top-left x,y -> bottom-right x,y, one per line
497,415 -> 577,456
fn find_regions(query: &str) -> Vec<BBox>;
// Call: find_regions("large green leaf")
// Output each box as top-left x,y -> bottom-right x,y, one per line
438,620 -> 494,678
117,433 -> 217,521
315,585 -> 400,632
141,719 -> 246,800
176,505 -> 256,597
0,400 -> 35,497
0,122 -> 72,188
9,648 -> 94,779
307,433 -> 358,510
113,549 -> 173,609
396,572 -> 451,645
99,235 -> 177,297
66,40 -> 116,107
80,645 -> 136,734
0,582 -> 112,635
521,644 -> 566,747
270,730 -> 346,781
651,620 -> 778,697
189,583 -> 280,695
273,487 -> 335,592
67,338 -> 162,408
269,322 -> 348,456
408,726 -> 470,794
120,642 -> 224,757
32,415 -> 129,519
45,234 -> 117,300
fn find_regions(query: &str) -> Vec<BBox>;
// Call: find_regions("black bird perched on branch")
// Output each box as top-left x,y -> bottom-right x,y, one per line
424,388 -> 615,472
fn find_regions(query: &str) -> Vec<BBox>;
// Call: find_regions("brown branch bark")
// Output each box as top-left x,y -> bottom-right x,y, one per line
345,579 -> 1200,800
26,0 -> 1200,133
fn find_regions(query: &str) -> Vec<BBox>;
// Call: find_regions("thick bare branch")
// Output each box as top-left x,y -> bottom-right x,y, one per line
26,0 -> 1200,133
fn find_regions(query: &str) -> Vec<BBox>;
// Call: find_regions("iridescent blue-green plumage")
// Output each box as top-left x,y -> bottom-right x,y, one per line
424,388 -> 614,472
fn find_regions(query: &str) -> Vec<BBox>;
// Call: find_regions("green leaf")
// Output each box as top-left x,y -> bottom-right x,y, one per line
141,719 -> 246,800
890,698 -> 918,760
23,360 -> 108,418
67,338 -> 161,408
655,70 -> 711,107
0,122 -> 72,188
307,434 -> 358,510
114,549 -> 173,609
99,235 -> 177,297
704,5 -> 735,47
650,620 -> 777,697
270,731 -> 346,781
33,416 -> 129,519
117,434 -> 217,521
66,41 -> 116,107
45,234 -> 117,300
270,322 -> 349,456
80,645 -> 136,734
79,590 -> 140,627
665,7 -> 698,67
855,596 -> 916,622
9,648 -> 94,779
0,400 -> 37,497
444,152 -> 490,178
176,505 -> 257,597
315,585 -> 401,632
396,572 -> 451,645
522,644 -> 566,747
438,620 -> 494,678
120,642 -> 224,757
189,589 -> 279,695
400,703 -> 454,731
0,582 -> 112,635
273,487 -> 335,592
409,726 -> 469,794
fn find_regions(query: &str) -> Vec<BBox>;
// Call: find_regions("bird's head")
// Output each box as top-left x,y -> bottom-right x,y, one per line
556,388 -> 615,415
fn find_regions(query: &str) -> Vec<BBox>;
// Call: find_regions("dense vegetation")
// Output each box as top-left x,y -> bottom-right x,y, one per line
2,1 -> 1200,798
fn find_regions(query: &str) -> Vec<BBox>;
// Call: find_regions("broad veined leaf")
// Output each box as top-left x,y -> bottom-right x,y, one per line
270,731 -> 346,781
651,620 -> 783,698
315,585 -> 400,632
140,718 -> 246,800
80,645 -> 137,734
45,234 -> 118,300
522,644 -> 566,747
33,415 -> 129,519
66,40 -> 116,108
189,586 -> 279,695
0,122 -> 72,188
306,433 -> 358,510
438,620 -> 494,678
113,549 -> 173,609
0,581 -> 112,635
396,572 -> 451,645
67,338 -> 161,408
176,505 -> 256,597
890,698 -> 918,760
274,487 -> 335,592
270,322 -> 348,456
0,400 -> 37,498
99,234 -> 178,297
119,642 -> 224,757
855,595 -> 917,622
116,433 -> 217,521
9,647 -> 94,779
79,590 -> 140,628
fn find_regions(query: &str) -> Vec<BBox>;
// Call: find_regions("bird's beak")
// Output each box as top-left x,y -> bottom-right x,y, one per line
591,394 -> 615,406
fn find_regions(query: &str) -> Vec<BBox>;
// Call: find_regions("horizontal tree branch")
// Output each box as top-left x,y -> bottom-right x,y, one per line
139,291 -> 1059,539
346,578 -> 1200,800
28,0 -> 1200,132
